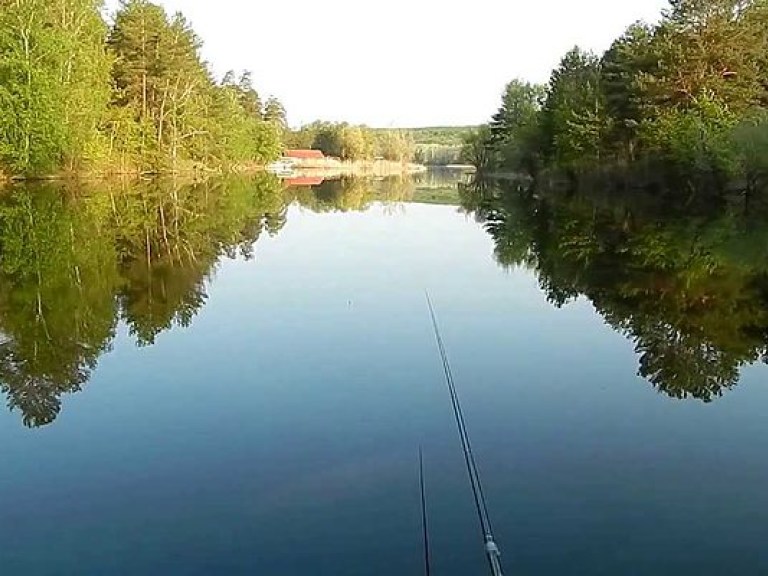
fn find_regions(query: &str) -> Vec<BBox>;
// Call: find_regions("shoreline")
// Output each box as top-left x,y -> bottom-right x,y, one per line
2,164 -> 270,184
273,158 -> 427,176
3,161 -> 430,185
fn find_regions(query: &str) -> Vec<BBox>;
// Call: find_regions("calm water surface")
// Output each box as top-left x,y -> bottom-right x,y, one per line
1,174 -> 767,575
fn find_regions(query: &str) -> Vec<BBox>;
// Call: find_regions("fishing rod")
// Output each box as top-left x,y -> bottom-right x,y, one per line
425,293 -> 504,576
419,447 -> 432,576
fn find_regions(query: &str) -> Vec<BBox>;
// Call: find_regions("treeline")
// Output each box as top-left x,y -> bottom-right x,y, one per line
0,0 -> 285,178
410,126 -> 476,147
414,145 -> 463,166
410,126 -> 475,165
284,122 -> 415,162
282,123 -> 480,165
472,0 -> 768,186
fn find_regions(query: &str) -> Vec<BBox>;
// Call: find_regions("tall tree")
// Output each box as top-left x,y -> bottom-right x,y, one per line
0,0 -> 111,175
461,125 -> 494,170
644,0 -> 768,112
489,80 -> 546,173
206,73 -> 280,167
376,130 -> 414,162
263,97 -> 287,131
600,23 -> 657,159
107,0 -> 169,166
540,47 -> 607,167
107,1 -> 281,172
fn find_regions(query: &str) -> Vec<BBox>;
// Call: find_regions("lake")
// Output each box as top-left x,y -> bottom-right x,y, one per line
1,172 -> 767,575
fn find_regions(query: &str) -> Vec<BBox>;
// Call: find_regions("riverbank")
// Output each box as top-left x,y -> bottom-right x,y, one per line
2,159 -> 427,184
1,161 -> 271,184
340,159 -> 427,175
275,157 -> 426,176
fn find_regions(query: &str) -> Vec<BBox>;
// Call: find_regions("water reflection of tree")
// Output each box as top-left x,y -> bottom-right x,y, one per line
285,176 -> 414,212
462,179 -> 768,402
0,174 -> 284,427
111,177 -> 286,346
0,188 -> 118,426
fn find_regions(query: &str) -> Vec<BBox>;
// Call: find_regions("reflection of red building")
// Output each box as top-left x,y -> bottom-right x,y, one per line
284,149 -> 325,161
284,176 -> 324,187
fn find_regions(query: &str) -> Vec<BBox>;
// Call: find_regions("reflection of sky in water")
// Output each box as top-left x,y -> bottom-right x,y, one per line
1,204 -> 768,575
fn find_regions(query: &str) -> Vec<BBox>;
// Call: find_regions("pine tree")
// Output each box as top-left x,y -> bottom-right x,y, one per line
600,23 -> 657,159
540,47 -> 607,167
107,1 -> 281,172
263,97 -> 287,132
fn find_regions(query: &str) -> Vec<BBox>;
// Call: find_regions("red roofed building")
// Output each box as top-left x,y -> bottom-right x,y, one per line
284,176 -> 325,187
284,149 -> 325,160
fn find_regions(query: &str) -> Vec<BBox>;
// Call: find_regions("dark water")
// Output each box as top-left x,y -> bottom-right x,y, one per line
1,173 -> 767,575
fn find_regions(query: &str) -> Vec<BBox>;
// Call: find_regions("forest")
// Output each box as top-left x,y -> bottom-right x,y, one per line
470,0 -> 768,189
283,122 -> 415,162
0,0 -> 478,177
282,124 -> 476,165
0,0 -> 286,178
409,126 -> 475,166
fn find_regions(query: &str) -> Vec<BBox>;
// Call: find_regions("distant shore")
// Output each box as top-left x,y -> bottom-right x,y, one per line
274,157 -> 427,176
2,159 -> 431,184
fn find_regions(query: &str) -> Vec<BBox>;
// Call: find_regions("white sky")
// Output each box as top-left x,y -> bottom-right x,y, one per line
104,0 -> 670,128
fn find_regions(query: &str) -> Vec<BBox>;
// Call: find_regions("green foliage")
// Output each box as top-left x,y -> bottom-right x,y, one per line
0,0 -> 282,176
732,109 -> 768,185
310,122 -> 348,158
338,125 -> 374,160
652,0 -> 768,112
461,125 -> 494,170
206,72 -> 281,168
263,97 -> 287,132
640,92 -> 740,174
408,126 -> 477,146
108,1 -> 281,172
284,124 -> 469,165
600,23 -> 657,159
408,126 -> 475,166
541,48 -> 607,167
413,144 -> 462,166
486,0 -> 768,183
375,130 -> 415,162
0,0 -> 112,175
287,122 -> 411,162
282,127 -> 316,151
488,80 -> 546,173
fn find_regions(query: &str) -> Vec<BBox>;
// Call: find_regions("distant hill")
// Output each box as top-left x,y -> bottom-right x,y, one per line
406,126 -> 478,146
372,126 -> 478,166
373,126 -> 478,145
